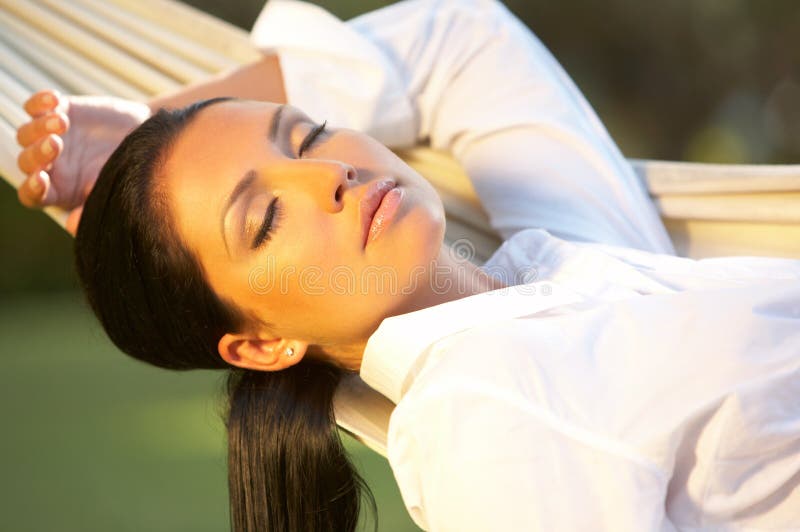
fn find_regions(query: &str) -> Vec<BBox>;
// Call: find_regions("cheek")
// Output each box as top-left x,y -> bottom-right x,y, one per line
280,208 -> 344,268
251,216 -> 345,302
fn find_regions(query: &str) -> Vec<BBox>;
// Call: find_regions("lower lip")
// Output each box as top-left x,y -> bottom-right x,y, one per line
367,187 -> 404,247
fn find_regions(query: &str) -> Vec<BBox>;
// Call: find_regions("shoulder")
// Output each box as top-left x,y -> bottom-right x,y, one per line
384,321 -> 671,530
385,321 -> 561,444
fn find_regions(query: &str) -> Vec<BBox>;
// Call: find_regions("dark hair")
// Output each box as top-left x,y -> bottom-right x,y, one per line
74,97 -> 375,531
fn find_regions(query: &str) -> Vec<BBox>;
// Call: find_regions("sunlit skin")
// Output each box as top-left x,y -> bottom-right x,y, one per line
163,99 -> 505,372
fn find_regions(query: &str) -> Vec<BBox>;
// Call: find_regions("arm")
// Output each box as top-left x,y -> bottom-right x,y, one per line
251,0 -> 674,253
147,53 -> 287,111
16,53 -> 287,232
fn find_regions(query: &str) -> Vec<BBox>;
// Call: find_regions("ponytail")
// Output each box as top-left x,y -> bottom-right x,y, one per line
226,361 -> 376,531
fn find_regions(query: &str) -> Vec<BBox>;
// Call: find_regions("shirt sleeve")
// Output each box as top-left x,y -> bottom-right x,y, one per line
250,0 -> 675,252
387,375 -> 677,532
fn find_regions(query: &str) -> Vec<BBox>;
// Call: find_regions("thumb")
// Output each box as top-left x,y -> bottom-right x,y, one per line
66,205 -> 83,237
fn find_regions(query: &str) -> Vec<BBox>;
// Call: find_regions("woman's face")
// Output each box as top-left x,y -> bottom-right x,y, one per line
163,99 -> 445,358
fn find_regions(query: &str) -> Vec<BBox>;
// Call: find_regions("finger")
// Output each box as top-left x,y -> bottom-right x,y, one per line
16,111 -> 69,147
38,171 -> 59,206
17,170 -> 48,208
23,89 -> 61,118
66,206 -> 83,236
17,134 -> 63,175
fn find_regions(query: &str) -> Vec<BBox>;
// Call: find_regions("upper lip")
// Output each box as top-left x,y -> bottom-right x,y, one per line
360,179 -> 396,248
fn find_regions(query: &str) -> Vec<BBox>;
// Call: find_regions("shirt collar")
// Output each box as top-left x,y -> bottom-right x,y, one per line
359,281 -> 583,404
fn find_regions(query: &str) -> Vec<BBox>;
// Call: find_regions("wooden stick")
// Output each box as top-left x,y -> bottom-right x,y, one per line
74,0 -> 238,73
0,0 -> 180,94
40,0 -> 214,84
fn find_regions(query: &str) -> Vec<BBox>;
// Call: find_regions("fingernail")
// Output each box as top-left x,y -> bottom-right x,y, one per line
46,117 -> 61,132
29,174 -> 43,193
41,139 -> 53,155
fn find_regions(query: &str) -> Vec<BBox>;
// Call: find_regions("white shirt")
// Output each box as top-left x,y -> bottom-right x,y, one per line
250,1 -> 800,530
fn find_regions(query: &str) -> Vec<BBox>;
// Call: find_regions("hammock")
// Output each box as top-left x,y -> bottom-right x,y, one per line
1,0 -> 799,456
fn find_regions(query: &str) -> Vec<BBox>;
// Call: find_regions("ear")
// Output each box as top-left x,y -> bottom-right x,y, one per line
217,333 -> 308,372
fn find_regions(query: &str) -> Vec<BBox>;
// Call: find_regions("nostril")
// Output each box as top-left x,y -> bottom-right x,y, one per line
335,185 -> 343,203
346,167 -> 356,181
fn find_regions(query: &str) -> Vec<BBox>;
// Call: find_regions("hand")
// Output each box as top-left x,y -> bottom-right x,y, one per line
16,90 -> 151,235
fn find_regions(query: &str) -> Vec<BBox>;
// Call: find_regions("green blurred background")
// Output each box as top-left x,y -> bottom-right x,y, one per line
1,1 -> 798,530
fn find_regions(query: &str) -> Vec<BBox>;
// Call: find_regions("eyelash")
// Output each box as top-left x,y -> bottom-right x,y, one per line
298,120 -> 327,158
251,196 -> 283,250
251,119 -> 328,250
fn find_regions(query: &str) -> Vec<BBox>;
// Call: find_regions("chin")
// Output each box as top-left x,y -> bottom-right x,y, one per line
402,208 -> 446,270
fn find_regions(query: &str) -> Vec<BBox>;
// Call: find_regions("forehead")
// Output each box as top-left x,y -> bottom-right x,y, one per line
167,99 -> 278,174
162,100 -> 279,251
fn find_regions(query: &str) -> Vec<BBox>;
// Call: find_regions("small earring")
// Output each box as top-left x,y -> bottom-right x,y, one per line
285,347 -> 295,357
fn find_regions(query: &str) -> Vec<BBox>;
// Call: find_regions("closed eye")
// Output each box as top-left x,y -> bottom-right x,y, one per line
298,120 -> 327,158
251,196 -> 282,249
248,118 -> 327,251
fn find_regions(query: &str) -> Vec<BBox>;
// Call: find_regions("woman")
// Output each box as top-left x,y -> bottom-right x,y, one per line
15,1 -> 800,530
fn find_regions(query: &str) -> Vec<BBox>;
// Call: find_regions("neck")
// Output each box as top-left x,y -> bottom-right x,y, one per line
327,242 -> 506,370
412,241 -> 507,310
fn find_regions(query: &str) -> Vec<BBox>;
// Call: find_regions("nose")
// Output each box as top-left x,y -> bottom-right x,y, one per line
295,160 -> 358,212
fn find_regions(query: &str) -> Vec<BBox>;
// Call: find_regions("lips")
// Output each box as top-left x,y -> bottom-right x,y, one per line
360,179 -> 396,248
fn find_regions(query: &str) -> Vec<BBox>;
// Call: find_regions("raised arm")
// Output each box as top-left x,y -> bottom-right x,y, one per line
15,54 -> 287,234
146,53 -> 286,111
251,0 -> 675,253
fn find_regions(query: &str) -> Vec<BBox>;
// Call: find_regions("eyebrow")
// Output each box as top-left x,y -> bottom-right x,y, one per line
220,104 -> 286,255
